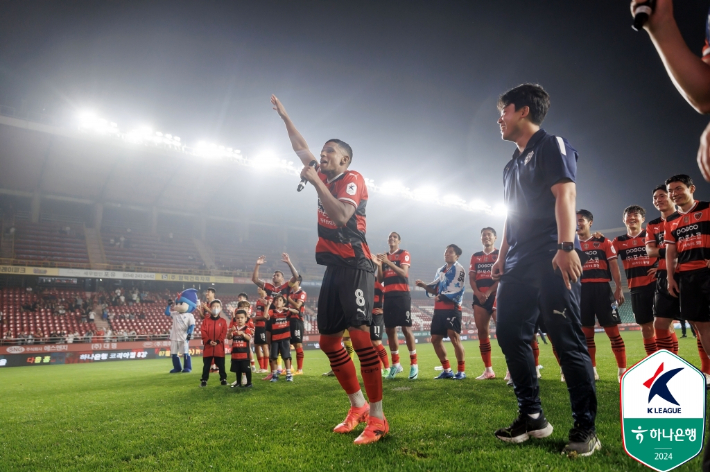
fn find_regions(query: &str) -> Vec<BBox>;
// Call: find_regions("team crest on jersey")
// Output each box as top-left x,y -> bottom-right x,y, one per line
524,151 -> 534,165
593,242 -> 600,248
695,212 -> 703,221
346,182 -> 357,196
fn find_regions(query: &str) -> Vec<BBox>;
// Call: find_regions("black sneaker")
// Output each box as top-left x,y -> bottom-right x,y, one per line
495,412 -> 553,443
243,383 -> 253,388
562,428 -> 601,457
200,380 -> 207,388
220,379 -> 228,386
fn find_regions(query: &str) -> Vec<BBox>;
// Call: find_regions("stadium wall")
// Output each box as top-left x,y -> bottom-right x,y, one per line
0,324 -> 644,368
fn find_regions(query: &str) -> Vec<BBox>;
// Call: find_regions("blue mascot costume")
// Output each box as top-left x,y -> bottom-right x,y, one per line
165,288 -> 198,373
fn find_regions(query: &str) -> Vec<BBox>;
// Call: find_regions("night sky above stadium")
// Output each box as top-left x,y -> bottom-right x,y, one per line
1,0 -> 710,233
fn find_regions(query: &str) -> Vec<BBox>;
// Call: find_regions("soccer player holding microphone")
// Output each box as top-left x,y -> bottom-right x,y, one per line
271,95 -> 387,444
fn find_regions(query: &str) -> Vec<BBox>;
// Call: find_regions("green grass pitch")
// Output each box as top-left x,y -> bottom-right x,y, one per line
0,331 -> 704,471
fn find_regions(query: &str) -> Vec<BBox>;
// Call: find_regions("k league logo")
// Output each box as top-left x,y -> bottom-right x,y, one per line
621,350 -> 705,471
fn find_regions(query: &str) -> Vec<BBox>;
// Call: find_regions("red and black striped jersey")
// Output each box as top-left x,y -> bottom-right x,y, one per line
287,289 -> 307,320
253,299 -> 267,328
664,201 -> 710,273
580,237 -> 616,283
268,309 -> 290,341
612,231 -> 657,290
373,281 -> 384,313
315,170 -> 374,272
469,249 -> 499,290
645,216 -> 670,272
383,249 -> 411,294
263,282 -> 290,302
229,322 -> 254,360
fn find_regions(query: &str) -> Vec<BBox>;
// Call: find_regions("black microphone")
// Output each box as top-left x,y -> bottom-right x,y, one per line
632,0 -> 654,32
297,160 -> 318,192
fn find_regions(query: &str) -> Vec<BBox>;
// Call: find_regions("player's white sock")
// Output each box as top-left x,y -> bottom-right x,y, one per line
445,368 -> 452,373
369,400 -> 383,420
409,350 -> 416,356
348,390 -> 367,408
528,412 -> 540,419
286,369 -> 292,375
485,367 -> 494,373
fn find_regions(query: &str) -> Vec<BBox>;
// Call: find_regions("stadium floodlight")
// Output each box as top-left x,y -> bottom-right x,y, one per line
467,199 -> 491,213
492,203 -> 507,217
412,186 -> 438,202
379,180 -> 408,196
443,194 -> 466,206
77,111 -> 120,136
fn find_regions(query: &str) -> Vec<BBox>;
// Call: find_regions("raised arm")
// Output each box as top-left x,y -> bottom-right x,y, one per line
271,95 -> 318,166
252,256 -> 266,289
281,253 -> 299,284
631,0 -> 710,113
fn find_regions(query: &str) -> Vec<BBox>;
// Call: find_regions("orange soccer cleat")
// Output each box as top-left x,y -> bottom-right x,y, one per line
353,415 -> 389,445
333,404 -> 370,434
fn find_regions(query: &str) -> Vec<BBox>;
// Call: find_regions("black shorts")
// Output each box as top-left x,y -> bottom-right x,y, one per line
317,265 -> 374,335
265,319 -> 272,332
472,291 -> 496,313
383,293 -> 412,328
370,313 -> 384,341
630,284 -> 655,325
254,327 -> 268,345
230,359 -> 249,373
580,282 -> 618,327
679,268 -> 710,322
289,319 -> 304,344
430,309 -> 462,336
654,272 -> 681,320
270,339 -> 291,360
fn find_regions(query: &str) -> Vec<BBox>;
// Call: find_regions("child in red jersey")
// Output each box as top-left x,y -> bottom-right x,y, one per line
266,295 -> 292,382
229,310 -> 254,388
253,288 -> 270,373
236,299 -> 256,373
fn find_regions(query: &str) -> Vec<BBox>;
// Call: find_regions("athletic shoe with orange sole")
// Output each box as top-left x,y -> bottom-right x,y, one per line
476,369 -> 496,380
353,415 -> 389,445
293,370 -> 304,375
333,404 -> 370,434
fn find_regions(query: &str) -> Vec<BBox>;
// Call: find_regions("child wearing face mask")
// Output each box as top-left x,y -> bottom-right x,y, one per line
200,299 -> 228,387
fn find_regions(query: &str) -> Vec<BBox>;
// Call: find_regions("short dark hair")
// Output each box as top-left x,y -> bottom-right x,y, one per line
480,227 -> 497,236
272,294 -> 285,303
235,309 -> 247,317
576,209 -> 594,222
206,288 -> 216,294
447,244 -> 463,257
210,299 -> 222,306
237,292 -> 248,300
623,205 -> 646,219
652,184 -> 667,195
497,84 -> 550,125
326,139 -> 353,161
389,232 -> 401,241
665,174 -> 694,188
273,270 -> 284,277
237,300 -> 250,309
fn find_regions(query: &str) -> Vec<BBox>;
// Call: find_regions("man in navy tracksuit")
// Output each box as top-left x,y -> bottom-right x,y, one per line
491,84 -> 598,457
